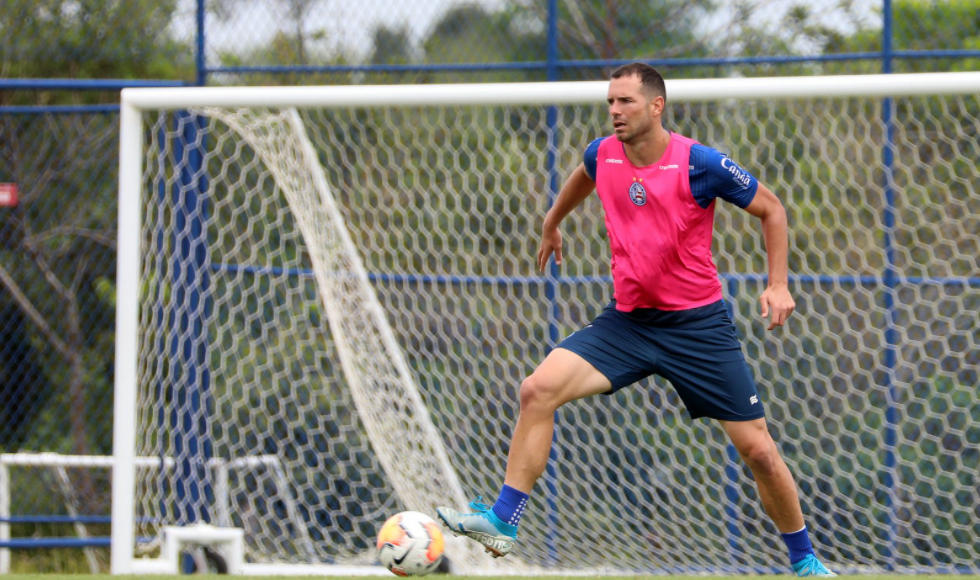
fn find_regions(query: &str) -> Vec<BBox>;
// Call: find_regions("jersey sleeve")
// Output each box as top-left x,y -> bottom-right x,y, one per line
688,143 -> 759,209
583,137 -> 603,181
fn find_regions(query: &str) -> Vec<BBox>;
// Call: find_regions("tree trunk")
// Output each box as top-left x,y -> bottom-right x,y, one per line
604,0 -> 618,61
67,297 -> 96,511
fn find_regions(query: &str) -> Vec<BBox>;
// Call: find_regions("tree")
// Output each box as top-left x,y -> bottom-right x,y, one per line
0,0 -> 192,106
0,112 -> 118,458
0,299 -> 51,448
0,0 -> 191,459
412,4 -> 540,83
211,0 -> 329,68
370,26 -> 413,66
545,0 -> 716,63
823,0 -> 980,74
0,0 -> 190,458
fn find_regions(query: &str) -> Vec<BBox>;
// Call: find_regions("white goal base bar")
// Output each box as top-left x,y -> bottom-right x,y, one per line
1,453 -> 317,575
130,525 -> 391,576
131,524 -> 244,575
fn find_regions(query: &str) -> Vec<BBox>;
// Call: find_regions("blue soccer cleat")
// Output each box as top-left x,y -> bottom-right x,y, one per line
436,496 -> 518,558
792,554 -> 838,577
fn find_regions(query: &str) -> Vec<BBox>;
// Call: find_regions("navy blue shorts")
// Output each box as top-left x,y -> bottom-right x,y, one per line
558,300 -> 764,421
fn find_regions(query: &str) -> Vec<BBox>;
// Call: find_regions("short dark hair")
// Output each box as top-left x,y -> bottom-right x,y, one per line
610,63 -> 666,101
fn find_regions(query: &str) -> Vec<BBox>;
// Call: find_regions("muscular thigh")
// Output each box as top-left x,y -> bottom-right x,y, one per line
528,348 -> 612,405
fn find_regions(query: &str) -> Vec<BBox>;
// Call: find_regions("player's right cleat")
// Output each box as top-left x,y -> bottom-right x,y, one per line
791,554 -> 838,577
436,496 -> 518,558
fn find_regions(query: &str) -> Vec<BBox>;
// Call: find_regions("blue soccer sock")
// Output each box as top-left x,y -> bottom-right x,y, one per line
491,484 -> 529,528
781,525 -> 816,565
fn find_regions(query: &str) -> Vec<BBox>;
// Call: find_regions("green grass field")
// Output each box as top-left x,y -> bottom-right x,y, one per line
6,576 -> 980,580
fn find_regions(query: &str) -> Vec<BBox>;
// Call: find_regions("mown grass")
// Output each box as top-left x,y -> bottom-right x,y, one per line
6,576 -> 980,580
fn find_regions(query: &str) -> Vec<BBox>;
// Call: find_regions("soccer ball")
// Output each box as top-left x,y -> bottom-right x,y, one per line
376,511 -> 445,576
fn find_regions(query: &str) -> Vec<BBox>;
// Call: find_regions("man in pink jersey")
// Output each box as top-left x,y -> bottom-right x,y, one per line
438,63 -> 836,577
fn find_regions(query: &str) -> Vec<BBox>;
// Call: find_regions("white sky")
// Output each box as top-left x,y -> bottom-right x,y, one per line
170,0 -> 879,66
171,0 -> 509,63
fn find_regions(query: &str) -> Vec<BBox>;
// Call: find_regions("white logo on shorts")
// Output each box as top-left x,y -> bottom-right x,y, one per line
749,395 -> 759,405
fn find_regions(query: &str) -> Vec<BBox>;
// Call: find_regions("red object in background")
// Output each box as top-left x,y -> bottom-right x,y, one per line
0,183 -> 18,207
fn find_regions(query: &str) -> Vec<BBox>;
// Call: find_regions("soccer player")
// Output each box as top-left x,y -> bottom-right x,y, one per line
436,63 -> 836,577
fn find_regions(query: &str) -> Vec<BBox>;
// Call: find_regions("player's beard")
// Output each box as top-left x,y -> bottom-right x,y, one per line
615,115 -> 654,144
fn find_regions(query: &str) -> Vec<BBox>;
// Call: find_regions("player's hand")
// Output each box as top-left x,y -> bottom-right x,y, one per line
759,283 -> 795,331
537,227 -> 563,271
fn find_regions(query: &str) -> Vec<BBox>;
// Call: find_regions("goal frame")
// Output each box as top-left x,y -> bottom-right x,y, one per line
114,71 -> 980,575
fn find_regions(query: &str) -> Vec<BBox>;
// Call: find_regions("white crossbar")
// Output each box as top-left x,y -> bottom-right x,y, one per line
121,72 -> 980,110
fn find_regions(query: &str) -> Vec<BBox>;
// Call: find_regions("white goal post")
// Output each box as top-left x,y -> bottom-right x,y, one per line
115,72 -> 980,575
0,453 -> 285,575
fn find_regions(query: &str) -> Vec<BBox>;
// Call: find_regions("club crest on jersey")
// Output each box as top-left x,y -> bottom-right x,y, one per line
629,178 -> 647,206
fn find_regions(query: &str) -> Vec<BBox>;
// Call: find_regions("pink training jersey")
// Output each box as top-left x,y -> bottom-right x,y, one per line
590,132 -> 748,312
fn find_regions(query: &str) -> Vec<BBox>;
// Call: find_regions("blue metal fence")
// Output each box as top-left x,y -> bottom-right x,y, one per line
2,1 -> 979,91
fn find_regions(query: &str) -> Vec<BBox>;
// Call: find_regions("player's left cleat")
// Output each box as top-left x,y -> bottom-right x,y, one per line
792,554 -> 838,577
435,496 -> 517,558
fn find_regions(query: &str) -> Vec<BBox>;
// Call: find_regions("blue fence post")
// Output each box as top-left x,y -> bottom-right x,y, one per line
196,0 -> 207,87
179,6 -> 210,573
542,0 -> 562,569
880,0 -> 899,571
170,112 -> 212,546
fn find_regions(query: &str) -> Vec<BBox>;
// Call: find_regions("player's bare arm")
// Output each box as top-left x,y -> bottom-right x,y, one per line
536,163 -> 596,271
743,182 -> 795,330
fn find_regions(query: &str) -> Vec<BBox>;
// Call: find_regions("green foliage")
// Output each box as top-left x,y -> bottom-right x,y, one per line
370,26 -> 413,66
214,30 -> 353,86
415,4 -> 544,84
824,0 -> 980,74
549,0 -> 717,61
8,542 -> 109,573
0,0 -> 193,105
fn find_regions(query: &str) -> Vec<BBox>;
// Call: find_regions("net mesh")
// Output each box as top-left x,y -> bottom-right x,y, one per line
133,92 -> 979,573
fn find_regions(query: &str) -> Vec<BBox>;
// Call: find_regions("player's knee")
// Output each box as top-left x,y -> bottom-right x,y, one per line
519,374 -> 561,413
737,440 -> 778,476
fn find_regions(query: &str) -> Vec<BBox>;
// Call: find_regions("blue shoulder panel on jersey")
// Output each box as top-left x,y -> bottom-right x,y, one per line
583,137 -> 604,181
688,143 -> 759,209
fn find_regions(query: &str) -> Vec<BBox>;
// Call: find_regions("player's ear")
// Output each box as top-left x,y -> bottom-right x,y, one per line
650,95 -> 665,117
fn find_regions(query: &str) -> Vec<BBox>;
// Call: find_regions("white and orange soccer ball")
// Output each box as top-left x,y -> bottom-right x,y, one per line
376,511 -> 445,576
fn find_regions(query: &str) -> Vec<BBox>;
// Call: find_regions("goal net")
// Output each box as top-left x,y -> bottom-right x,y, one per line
114,74 -> 980,575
